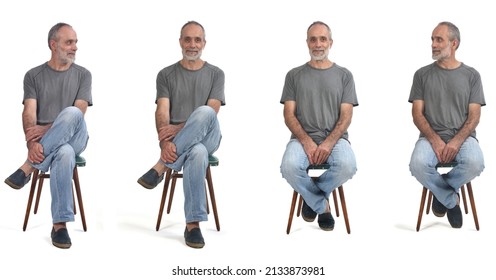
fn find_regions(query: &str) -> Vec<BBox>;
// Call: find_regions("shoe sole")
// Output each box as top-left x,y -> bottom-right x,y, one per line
319,226 -> 334,231
52,241 -> 72,249
4,179 -> 24,190
302,216 -> 316,222
137,178 -> 157,190
185,241 -> 205,249
432,212 -> 446,218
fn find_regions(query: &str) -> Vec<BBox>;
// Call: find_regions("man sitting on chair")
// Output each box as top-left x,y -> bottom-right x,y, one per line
4,22 -> 92,249
409,21 -> 485,228
137,21 -> 225,249
280,21 -> 358,231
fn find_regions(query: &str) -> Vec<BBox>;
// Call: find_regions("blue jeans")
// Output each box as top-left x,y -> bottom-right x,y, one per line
160,106 -> 222,223
409,137 -> 484,209
280,138 -> 357,214
31,107 -> 89,224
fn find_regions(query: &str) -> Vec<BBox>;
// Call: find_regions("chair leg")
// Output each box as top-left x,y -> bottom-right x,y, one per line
416,187 -> 428,232
296,195 -> 303,217
426,191 -> 433,215
156,169 -> 172,231
286,191 -> 299,234
166,172 -> 179,214
332,189 -> 340,217
72,167 -> 87,231
337,185 -> 350,234
23,170 -> 40,231
466,182 -> 480,230
460,185 -> 469,214
205,166 -> 220,231
34,173 -> 46,214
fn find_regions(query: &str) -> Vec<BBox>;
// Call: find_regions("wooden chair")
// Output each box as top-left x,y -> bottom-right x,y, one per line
416,162 -> 479,231
23,155 -> 87,231
286,163 -> 351,234
156,155 -> 220,231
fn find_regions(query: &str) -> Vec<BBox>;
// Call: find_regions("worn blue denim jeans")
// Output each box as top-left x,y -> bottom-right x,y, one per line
31,107 -> 89,224
160,106 -> 222,223
280,138 -> 357,214
409,137 -> 484,209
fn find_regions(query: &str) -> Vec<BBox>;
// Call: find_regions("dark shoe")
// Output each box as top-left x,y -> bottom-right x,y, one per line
432,195 -> 447,217
318,212 -> 335,231
51,227 -> 72,249
137,169 -> 164,189
184,227 -> 205,249
4,169 -> 31,190
301,200 -> 317,222
447,205 -> 463,228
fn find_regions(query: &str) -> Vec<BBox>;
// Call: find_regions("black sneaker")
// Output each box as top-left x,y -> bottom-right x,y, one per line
301,200 -> 317,222
51,227 -> 72,249
432,195 -> 447,217
318,212 -> 335,231
447,205 -> 463,228
137,169 -> 164,189
184,227 -> 205,249
4,169 -> 31,190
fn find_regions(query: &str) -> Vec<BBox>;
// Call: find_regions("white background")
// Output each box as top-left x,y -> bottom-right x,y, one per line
0,0 -> 494,279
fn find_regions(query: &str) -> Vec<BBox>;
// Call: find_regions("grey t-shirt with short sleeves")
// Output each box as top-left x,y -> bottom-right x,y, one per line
156,62 -> 225,124
408,62 -> 485,142
23,62 -> 93,125
280,63 -> 358,143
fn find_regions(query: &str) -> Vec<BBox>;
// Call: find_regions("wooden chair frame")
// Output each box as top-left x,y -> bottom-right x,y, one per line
416,162 -> 479,231
23,156 -> 87,231
286,164 -> 351,234
156,156 -> 220,231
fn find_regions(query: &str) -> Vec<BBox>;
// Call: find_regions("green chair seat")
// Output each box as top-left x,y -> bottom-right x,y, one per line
76,155 -> 86,167
208,155 -> 219,167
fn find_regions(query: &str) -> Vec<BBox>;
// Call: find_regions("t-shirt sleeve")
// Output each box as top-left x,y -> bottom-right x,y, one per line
209,68 -> 225,105
469,70 -> 486,106
23,71 -> 37,104
408,70 -> 423,103
156,69 -> 169,102
341,69 -> 358,106
280,71 -> 295,104
77,69 -> 92,106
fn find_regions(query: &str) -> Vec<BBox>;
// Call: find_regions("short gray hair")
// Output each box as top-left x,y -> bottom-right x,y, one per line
47,22 -> 72,50
438,21 -> 460,49
307,21 -> 332,40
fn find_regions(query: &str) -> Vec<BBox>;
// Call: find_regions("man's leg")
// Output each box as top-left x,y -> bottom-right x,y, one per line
138,105 -> 221,189
409,138 -> 459,209
444,137 -> 484,191
182,144 -> 209,248
316,138 -> 357,198
409,137 -> 465,228
166,105 -> 221,171
35,107 -> 88,248
5,107 -> 88,190
280,139 -> 327,214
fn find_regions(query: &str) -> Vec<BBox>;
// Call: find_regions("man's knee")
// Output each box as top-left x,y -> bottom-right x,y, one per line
341,160 -> 357,178
193,105 -> 216,120
58,106 -> 83,122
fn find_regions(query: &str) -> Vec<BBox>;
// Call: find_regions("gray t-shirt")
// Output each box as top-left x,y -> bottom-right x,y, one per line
408,62 -> 486,141
156,62 -> 225,124
280,63 -> 358,143
23,62 -> 93,125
